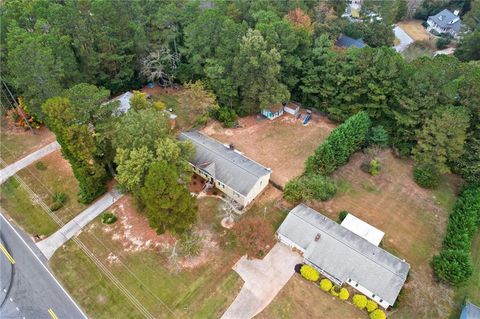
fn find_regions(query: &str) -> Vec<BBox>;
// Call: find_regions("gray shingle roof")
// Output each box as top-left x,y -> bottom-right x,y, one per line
429,9 -> 462,33
179,131 -> 271,197
277,204 -> 410,306
336,34 -> 367,48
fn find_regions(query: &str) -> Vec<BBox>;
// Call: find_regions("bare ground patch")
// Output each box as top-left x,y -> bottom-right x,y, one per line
397,20 -> 431,42
201,113 -> 335,186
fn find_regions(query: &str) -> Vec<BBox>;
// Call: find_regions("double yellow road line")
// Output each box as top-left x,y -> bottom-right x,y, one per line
0,243 -> 15,264
48,308 -> 59,319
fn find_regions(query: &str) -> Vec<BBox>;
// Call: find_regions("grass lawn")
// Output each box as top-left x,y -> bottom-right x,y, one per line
267,149 -> 462,318
0,177 -> 58,236
451,233 -> 480,318
50,196 -> 246,318
397,20 -> 431,41
16,150 -> 86,225
202,114 -> 335,186
0,117 -> 55,164
258,276 -> 364,319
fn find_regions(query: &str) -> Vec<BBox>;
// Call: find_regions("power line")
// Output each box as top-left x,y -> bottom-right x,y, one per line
0,146 -> 179,318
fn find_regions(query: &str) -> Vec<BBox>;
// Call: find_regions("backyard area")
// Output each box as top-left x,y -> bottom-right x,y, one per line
274,149 -> 461,318
397,20 -> 431,42
201,113 -> 335,186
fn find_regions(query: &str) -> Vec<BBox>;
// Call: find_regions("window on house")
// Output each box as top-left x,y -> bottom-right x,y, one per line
379,299 -> 383,303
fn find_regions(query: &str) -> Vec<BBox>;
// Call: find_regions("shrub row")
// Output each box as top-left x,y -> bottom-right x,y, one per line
297,264 -> 385,317
431,186 -> 480,284
284,174 -> 337,203
305,111 -> 371,175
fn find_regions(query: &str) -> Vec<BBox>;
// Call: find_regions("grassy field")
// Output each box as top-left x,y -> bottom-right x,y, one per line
258,276 -> 364,319
50,197 -> 244,318
15,150 -> 86,225
451,233 -> 480,318
202,114 -> 335,186
0,177 -> 58,236
397,20 -> 431,41
0,117 -> 55,164
263,149 -> 461,318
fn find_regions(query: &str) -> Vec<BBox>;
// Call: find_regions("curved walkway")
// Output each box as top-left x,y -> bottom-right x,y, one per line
0,141 -> 60,184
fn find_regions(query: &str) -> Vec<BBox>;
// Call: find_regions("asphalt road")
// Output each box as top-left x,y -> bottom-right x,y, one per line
0,213 -> 87,319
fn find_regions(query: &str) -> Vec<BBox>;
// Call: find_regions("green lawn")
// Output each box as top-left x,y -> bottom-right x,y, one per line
0,177 -> 58,236
451,233 -> 480,318
16,151 -> 86,224
50,197 -> 244,318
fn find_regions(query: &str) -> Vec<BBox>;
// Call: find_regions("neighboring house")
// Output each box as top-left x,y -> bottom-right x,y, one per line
336,34 -> 367,48
342,0 -> 362,19
111,91 -> 177,128
460,302 -> 480,319
113,91 -> 134,115
179,131 -> 271,207
261,104 -> 284,120
427,9 -> 463,38
277,204 -> 410,309
283,102 -> 300,116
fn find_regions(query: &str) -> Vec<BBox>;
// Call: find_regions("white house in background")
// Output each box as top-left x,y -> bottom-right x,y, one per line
427,9 -> 463,38
178,131 -> 271,208
277,204 -> 410,309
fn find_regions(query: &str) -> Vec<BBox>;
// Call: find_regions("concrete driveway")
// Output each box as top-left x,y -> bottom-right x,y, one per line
393,25 -> 414,52
221,243 -> 302,319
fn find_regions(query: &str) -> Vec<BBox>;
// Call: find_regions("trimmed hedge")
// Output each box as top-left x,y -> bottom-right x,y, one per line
306,111 -> 371,175
431,187 -> 480,284
366,299 -> 378,312
300,264 -> 320,282
320,278 -> 333,292
338,288 -> 350,300
369,309 -> 387,319
352,294 -> 368,310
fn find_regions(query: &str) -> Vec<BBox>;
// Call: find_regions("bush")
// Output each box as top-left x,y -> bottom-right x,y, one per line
319,278 -> 333,292
210,106 -> 237,128
338,210 -> 349,223
339,288 -> 350,300
352,294 -> 368,310
431,249 -> 473,284
413,164 -> 441,189
436,37 -> 451,50
284,174 -> 336,203
431,187 -> 480,284
306,111 -> 371,175
362,158 -> 381,176
300,264 -> 320,282
368,126 -> 389,148
35,161 -> 47,171
329,285 -> 340,296
366,299 -> 379,312
178,233 -> 203,257
369,309 -> 386,319
101,212 -> 118,224
50,192 -> 68,211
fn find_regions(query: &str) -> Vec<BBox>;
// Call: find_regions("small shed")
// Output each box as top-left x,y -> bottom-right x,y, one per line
284,102 -> 300,116
341,213 -> 385,246
261,104 -> 284,120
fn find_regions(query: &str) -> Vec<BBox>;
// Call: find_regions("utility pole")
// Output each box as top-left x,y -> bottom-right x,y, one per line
1,80 -> 35,134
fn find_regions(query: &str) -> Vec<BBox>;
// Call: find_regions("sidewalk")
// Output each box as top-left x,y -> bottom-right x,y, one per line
37,189 -> 123,259
0,141 -> 60,184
